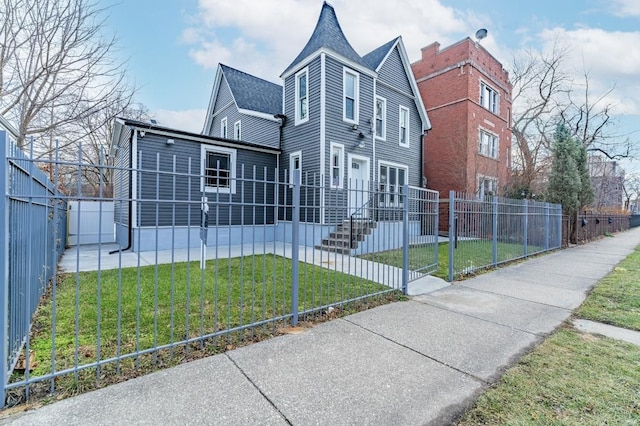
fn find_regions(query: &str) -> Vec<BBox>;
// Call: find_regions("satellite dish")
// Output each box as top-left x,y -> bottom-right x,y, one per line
475,28 -> 488,41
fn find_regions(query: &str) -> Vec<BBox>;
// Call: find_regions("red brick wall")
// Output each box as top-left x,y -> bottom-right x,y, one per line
412,38 -> 512,199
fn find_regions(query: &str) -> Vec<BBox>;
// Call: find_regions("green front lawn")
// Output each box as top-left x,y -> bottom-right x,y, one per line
21,255 -> 390,397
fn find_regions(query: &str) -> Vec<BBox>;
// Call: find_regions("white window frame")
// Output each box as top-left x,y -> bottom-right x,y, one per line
375,96 -> 386,140
480,82 -> 499,114
378,160 -> 408,207
478,128 -> 499,158
343,68 -> 359,124
201,145 -> 237,194
477,174 -> 498,199
330,142 -> 344,189
295,67 -> 309,125
234,120 -> 241,140
289,150 -> 302,185
399,106 -> 410,147
221,117 -> 227,138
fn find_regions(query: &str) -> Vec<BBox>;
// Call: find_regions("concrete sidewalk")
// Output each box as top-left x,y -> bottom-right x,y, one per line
5,228 -> 640,425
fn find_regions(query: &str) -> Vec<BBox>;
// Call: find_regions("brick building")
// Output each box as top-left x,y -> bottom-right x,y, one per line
412,38 -> 512,199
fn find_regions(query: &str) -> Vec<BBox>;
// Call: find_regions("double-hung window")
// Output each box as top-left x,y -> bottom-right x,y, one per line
343,69 -> 359,123
375,96 -> 386,139
201,145 -> 236,194
220,117 -> 227,138
379,162 -> 407,206
330,143 -> 344,188
234,120 -> 241,140
478,175 -> 498,199
480,82 -> 498,113
399,106 -> 409,147
479,129 -> 498,158
295,68 -> 309,124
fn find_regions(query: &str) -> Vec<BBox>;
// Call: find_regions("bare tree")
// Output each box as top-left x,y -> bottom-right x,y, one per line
623,173 -> 640,213
0,0 -> 133,150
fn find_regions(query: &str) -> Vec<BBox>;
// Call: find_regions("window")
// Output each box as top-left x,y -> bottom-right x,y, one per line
399,106 -> 409,147
201,145 -> 236,194
379,162 -> 407,206
330,143 -> 344,188
289,151 -> 302,185
478,175 -> 497,199
221,117 -> 227,138
295,68 -> 309,124
375,96 -> 386,139
480,82 -> 498,113
234,120 -> 241,140
479,129 -> 498,158
343,69 -> 359,123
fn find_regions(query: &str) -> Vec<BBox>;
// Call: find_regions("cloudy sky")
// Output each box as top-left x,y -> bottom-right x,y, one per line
101,0 -> 639,165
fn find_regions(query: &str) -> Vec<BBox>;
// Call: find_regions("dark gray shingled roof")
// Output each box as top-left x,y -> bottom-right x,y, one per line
281,1 -> 369,76
221,64 -> 283,115
363,37 -> 400,70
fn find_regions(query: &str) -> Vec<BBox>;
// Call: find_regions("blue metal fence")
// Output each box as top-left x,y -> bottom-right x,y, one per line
1,133 -> 67,405
447,190 -> 562,281
1,145 -> 440,406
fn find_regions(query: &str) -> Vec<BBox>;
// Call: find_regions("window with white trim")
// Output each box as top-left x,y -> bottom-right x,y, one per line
479,129 -> 498,158
201,145 -> 236,194
379,162 -> 407,206
399,106 -> 409,147
221,117 -> 227,138
480,82 -> 498,113
289,151 -> 302,184
295,68 -> 309,125
478,175 -> 497,199
343,68 -> 359,123
330,143 -> 344,188
375,96 -> 386,139
234,120 -> 241,140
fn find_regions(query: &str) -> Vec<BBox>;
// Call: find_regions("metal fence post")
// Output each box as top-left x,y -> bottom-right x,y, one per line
523,199 -> 529,257
290,169 -> 300,326
448,190 -> 455,282
0,132 -> 8,407
544,203 -> 550,251
492,196 -> 498,266
402,184 -> 409,295
433,192 -> 439,270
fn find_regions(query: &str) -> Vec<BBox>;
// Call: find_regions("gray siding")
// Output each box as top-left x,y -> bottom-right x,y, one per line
377,47 -> 412,95
113,126 -> 132,232
136,133 -> 278,227
374,83 -> 422,187
209,77 -> 280,149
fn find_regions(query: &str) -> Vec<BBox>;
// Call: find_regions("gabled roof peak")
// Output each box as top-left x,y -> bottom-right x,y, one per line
281,2 -> 368,77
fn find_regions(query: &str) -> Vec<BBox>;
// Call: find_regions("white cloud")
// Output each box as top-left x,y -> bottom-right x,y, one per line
610,0 -> 640,17
538,27 -> 640,115
152,109 -> 207,133
183,0 -> 479,82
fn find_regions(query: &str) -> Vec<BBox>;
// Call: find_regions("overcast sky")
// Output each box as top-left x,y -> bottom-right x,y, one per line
101,0 -> 639,169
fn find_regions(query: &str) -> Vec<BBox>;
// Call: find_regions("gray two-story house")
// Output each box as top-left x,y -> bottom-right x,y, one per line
204,2 -> 430,244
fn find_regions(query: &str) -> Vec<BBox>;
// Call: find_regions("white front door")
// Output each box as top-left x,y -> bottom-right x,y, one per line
348,155 -> 370,216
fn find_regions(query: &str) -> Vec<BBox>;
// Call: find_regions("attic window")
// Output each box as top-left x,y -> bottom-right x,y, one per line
221,117 -> 227,138
234,120 -> 241,140
295,68 -> 309,125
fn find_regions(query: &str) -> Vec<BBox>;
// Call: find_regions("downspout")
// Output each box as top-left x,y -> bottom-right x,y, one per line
421,129 -> 428,187
109,127 -> 134,254
274,114 -> 287,149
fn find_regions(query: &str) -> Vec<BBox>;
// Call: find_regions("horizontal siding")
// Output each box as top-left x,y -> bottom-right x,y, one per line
113,127 -> 132,229
377,47 -> 412,95
136,134 -> 278,227
210,77 -> 280,148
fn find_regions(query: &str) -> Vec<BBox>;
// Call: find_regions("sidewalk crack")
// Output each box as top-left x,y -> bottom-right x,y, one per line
226,353 -> 293,425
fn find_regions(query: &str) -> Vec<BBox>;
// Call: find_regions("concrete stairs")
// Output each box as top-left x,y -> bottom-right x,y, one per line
316,219 -> 377,254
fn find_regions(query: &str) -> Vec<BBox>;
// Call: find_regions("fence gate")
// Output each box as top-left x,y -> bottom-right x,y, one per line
405,186 -> 439,282
67,201 -> 115,245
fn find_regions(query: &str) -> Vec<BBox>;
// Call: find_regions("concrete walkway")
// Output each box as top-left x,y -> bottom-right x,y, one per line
5,228 -> 640,425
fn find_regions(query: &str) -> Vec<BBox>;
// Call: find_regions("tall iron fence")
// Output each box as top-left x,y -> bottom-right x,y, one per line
1,133 -> 68,407
446,191 -> 562,281
562,213 -> 630,246
1,144 -> 439,406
